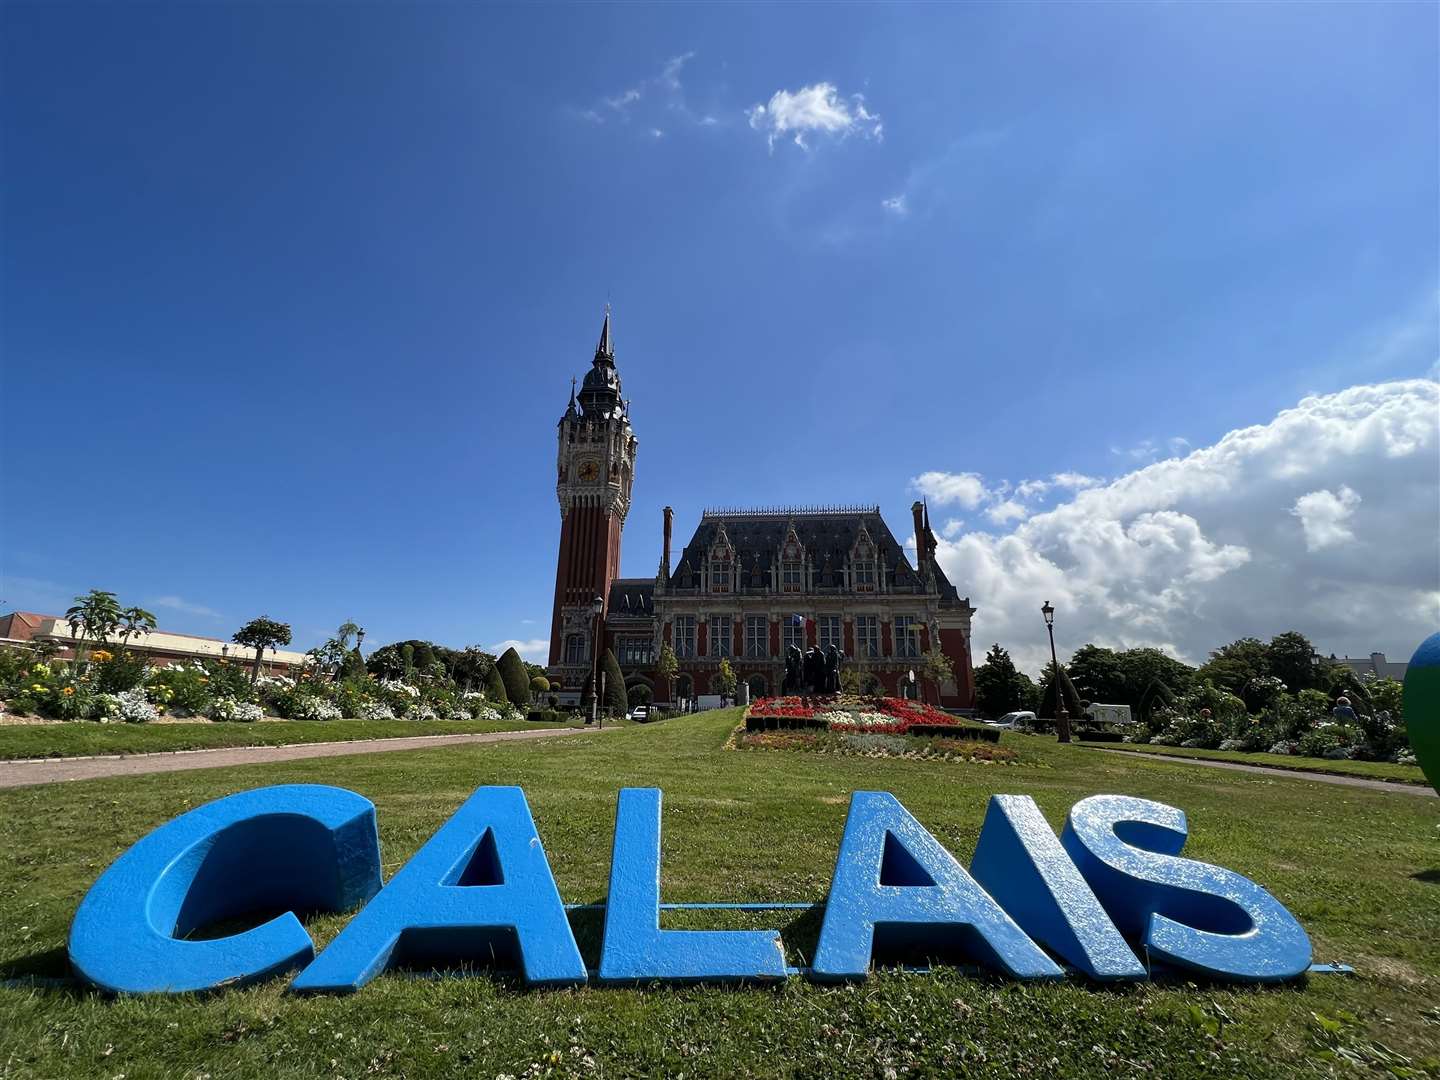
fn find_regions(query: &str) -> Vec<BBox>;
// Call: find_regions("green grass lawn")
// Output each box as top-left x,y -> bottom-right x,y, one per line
1087,739 -> 1429,785
1,709 -> 1437,1079
0,715 -> 573,760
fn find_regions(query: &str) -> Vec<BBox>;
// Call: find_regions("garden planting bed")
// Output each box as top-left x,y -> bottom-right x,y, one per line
744,695 -> 1001,743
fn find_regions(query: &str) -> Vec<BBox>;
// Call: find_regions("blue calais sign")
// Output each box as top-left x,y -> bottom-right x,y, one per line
67,785 -> 1314,995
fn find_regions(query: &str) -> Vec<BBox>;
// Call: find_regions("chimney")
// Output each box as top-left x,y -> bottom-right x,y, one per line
662,506 -> 674,576
911,501 -> 928,563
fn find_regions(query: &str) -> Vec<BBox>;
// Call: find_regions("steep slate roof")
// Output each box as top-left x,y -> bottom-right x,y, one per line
666,508 -> 964,605
606,578 -> 655,619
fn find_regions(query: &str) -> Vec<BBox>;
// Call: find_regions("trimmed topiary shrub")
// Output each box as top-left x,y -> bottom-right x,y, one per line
485,663 -> 509,704
601,649 -> 627,717
497,647 -> 532,707
531,675 -> 551,694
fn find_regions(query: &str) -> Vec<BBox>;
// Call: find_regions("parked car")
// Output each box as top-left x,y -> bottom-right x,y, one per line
987,711 -> 1035,729
627,705 -> 649,722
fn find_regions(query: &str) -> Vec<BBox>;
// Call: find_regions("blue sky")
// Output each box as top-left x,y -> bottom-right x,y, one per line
3,3 -> 1436,669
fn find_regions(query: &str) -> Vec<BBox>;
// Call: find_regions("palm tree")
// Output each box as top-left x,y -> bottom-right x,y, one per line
336,621 -> 361,649
117,606 -> 157,654
64,590 -> 122,670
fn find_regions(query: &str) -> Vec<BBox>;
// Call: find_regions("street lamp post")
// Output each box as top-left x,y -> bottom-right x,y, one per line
590,595 -> 605,728
1041,601 -> 1071,743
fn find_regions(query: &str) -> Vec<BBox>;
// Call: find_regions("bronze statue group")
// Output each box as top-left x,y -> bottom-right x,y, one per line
782,644 -> 844,697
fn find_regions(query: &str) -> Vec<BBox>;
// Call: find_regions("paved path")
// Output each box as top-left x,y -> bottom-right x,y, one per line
0,727 -> 598,790
1085,746 -> 1435,797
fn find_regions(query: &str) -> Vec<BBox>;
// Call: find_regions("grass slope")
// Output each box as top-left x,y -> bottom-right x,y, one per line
1091,741 -> 1428,785
0,716 -> 570,761
0,711 -> 1436,1079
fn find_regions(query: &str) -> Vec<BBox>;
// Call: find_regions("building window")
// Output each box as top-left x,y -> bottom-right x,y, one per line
856,616 -> 879,658
895,615 -> 920,658
819,615 -> 842,653
673,616 -> 696,659
564,633 -> 586,665
745,615 -> 769,658
617,636 -> 653,666
782,616 -> 806,654
853,559 -> 876,592
710,558 -> 731,593
782,561 -> 803,593
708,615 -> 731,658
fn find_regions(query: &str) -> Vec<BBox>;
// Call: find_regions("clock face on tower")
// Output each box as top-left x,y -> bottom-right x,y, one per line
577,460 -> 601,483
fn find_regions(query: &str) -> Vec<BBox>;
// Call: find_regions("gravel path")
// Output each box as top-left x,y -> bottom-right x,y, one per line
0,726 -> 598,790
1085,746 -> 1435,796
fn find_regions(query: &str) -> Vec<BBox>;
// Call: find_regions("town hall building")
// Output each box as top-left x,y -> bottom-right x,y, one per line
546,313 -> 976,711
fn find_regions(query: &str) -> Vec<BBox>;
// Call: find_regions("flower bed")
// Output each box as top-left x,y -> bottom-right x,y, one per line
746,695 -> 999,742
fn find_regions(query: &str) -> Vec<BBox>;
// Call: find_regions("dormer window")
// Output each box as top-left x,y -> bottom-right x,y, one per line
780,531 -> 805,593
710,557 -> 731,593
782,561 -> 802,592
851,531 -> 877,592
709,526 -> 734,593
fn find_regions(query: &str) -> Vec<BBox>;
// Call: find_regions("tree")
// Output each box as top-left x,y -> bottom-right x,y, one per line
1198,637 -> 1270,695
232,617 -> 292,685
451,646 -> 495,691
712,658 -> 737,700
1115,648 -> 1194,704
600,649 -> 627,716
918,649 -> 954,705
839,667 -> 862,695
65,589 -> 122,668
117,605 -> 157,653
335,621 -> 362,649
496,647 -> 532,707
1067,645 -> 1126,705
655,642 -> 678,704
973,644 -> 1028,719
1266,631 -> 1324,692
531,675 -> 551,694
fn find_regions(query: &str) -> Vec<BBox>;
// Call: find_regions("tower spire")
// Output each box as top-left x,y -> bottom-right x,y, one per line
595,305 -> 613,363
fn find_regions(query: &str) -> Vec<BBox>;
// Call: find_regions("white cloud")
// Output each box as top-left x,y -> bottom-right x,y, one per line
927,380 -> 1440,675
881,194 -> 908,217
942,519 -> 964,539
584,52 -> 704,133
985,500 -> 1029,525
1051,472 -> 1100,490
488,638 -> 550,663
910,470 -> 988,509
150,595 -> 222,619
747,82 -> 883,152
605,88 -> 642,113
1014,479 -> 1050,500
661,51 -> 695,90
1292,486 -> 1362,551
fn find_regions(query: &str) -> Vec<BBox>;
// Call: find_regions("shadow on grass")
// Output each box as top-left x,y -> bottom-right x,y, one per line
1411,869 -> 1440,885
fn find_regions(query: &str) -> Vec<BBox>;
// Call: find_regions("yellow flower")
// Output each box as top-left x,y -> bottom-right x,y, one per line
32,665 -> 45,674
91,650 -> 113,663
62,687 -> 75,696
30,684 -> 44,692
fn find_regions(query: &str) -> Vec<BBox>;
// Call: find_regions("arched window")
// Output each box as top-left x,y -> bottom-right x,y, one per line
564,633 -> 586,665
709,526 -> 734,593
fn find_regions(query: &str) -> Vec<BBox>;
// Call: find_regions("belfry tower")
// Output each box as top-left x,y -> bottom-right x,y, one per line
547,310 -> 638,684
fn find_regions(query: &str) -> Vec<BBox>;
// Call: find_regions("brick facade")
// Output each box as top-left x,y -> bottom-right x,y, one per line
546,314 -> 976,712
